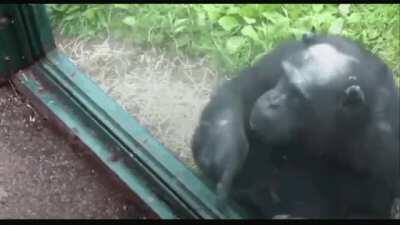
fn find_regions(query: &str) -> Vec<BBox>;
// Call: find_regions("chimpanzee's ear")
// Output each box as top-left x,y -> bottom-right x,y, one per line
302,27 -> 317,45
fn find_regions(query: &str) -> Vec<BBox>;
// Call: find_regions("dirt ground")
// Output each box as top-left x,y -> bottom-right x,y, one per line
55,35 -> 221,169
0,84 -> 140,219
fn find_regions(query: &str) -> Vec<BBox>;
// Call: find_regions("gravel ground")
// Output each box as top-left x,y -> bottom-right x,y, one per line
0,84 -> 142,219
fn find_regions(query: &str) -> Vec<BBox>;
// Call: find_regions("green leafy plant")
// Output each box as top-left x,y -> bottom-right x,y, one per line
47,4 -> 399,82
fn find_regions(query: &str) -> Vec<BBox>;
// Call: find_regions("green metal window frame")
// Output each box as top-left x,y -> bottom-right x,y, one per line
0,4 -> 250,219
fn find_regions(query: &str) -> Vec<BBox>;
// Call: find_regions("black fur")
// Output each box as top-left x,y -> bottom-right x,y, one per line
191,33 -> 399,218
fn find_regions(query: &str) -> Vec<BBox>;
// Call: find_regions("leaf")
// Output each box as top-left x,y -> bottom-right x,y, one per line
98,15 -> 107,29
226,36 -> 246,53
203,5 -> 222,22
260,4 -> 281,13
150,33 -> 164,45
218,16 -> 239,31
243,17 -> 257,24
197,12 -> 206,26
122,16 -> 136,27
241,25 -> 260,42
312,4 -> 324,13
174,25 -> 186,34
63,14 -> 77,22
174,18 -> 188,27
175,35 -> 191,48
368,30 -> 379,39
84,8 -> 96,21
255,24 -> 268,37
338,4 -> 351,16
66,5 -> 82,15
291,27 -> 310,40
227,6 -> 240,15
347,13 -> 361,23
262,12 -> 286,25
281,6 -> 289,18
173,19 -> 188,33
315,12 -> 335,25
251,52 -> 266,66
114,4 -> 130,10
239,5 -> 257,18
202,5 -> 219,13
328,18 -> 344,35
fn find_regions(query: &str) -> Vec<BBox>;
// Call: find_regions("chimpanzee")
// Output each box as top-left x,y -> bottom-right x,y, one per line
191,32 -> 399,219
191,35 -> 307,215
249,33 -> 399,218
